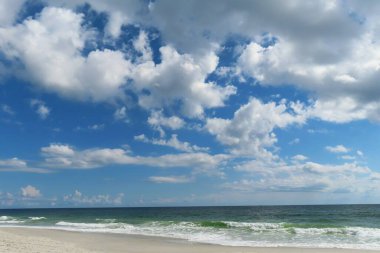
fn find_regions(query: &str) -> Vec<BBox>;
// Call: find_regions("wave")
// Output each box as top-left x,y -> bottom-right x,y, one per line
56,221 -> 134,230
2,219 -> 380,250
29,217 -> 46,221
199,221 -> 230,228
39,220 -> 380,237
0,216 -> 24,224
50,220 -> 380,249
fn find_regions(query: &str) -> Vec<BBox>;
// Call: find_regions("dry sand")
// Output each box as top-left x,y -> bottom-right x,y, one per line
1,227 -> 379,253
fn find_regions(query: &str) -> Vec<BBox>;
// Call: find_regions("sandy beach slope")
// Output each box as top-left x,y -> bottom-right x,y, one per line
1,227 -> 379,253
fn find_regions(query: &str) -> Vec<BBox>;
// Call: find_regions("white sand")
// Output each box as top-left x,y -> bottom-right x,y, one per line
0,229 -> 97,253
1,227 -> 379,253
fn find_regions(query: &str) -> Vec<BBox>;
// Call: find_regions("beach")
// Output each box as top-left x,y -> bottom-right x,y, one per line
2,206 -> 380,250
1,227 -> 379,253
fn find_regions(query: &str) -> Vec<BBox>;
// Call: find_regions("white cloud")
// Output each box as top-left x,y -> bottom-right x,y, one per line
1,6 -> 236,119
37,105 -> 50,119
41,143 -> 228,172
1,1 -> 380,200
0,157 -> 47,173
0,7 -> 132,102
114,106 -> 127,121
326,145 -> 350,153
21,185 -> 41,198
147,110 -> 185,137
106,11 -> 128,38
3,1 -> 378,123
148,110 -> 184,130
334,74 -> 357,83
148,175 -> 192,184
228,159 -> 374,193
147,0 -> 362,69
292,155 -> 308,161
132,46 -> 236,118
206,98 -> 306,158
134,134 -> 209,153
30,99 -> 50,119
49,0 -> 142,38
0,0 -> 25,26
133,30 -> 152,62
63,190 -> 124,205
308,97 -> 374,123
236,28 -> 380,123
341,155 -> 356,160
41,143 -> 75,156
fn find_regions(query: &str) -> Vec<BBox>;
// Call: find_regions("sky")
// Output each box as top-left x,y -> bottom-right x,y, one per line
1,0 -> 380,208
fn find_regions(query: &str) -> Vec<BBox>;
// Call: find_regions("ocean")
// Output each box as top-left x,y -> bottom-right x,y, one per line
1,205 -> 380,250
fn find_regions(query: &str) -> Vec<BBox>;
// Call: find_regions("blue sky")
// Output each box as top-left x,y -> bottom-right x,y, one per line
1,0 -> 380,207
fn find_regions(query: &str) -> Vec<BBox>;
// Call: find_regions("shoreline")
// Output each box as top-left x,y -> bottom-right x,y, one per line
1,227 -> 380,253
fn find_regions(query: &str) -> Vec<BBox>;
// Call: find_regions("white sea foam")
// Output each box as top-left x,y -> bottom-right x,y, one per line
95,218 -> 117,223
29,217 -> 46,221
0,220 -> 24,224
2,220 -> 380,250
0,216 -> 24,224
225,221 -> 283,230
50,220 -> 380,250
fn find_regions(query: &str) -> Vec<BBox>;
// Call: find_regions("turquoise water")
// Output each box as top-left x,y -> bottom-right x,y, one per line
1,205 -> 380,249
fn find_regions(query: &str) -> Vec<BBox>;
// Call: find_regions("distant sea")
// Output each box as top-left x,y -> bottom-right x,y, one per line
1,205 -> 380,250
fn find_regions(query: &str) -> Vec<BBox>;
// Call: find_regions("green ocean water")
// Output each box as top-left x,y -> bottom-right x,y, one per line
1,205 -> 380,249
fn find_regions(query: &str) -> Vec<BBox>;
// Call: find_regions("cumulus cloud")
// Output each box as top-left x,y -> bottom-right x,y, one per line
326,145 -> 350,153
21,185 -> 41,198
41,143 -> 75,156
2,1 -> 378,123
132,46 -> 236,118
292,155 -> 308,161
0,7 -> 132,102
206,98 -> 306,158
148,111 -> 184,130
1,5 -> 236,120
147,110 -> 185,137
236,22 -> 380,123
49,0 -> 142,38
0,0 -> 25,26
127,0 -> 380,123
135,134 -> 209,153
1,0 -> 380,201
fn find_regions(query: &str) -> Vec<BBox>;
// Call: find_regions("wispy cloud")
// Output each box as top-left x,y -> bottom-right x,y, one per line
148,175 -> 193,184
